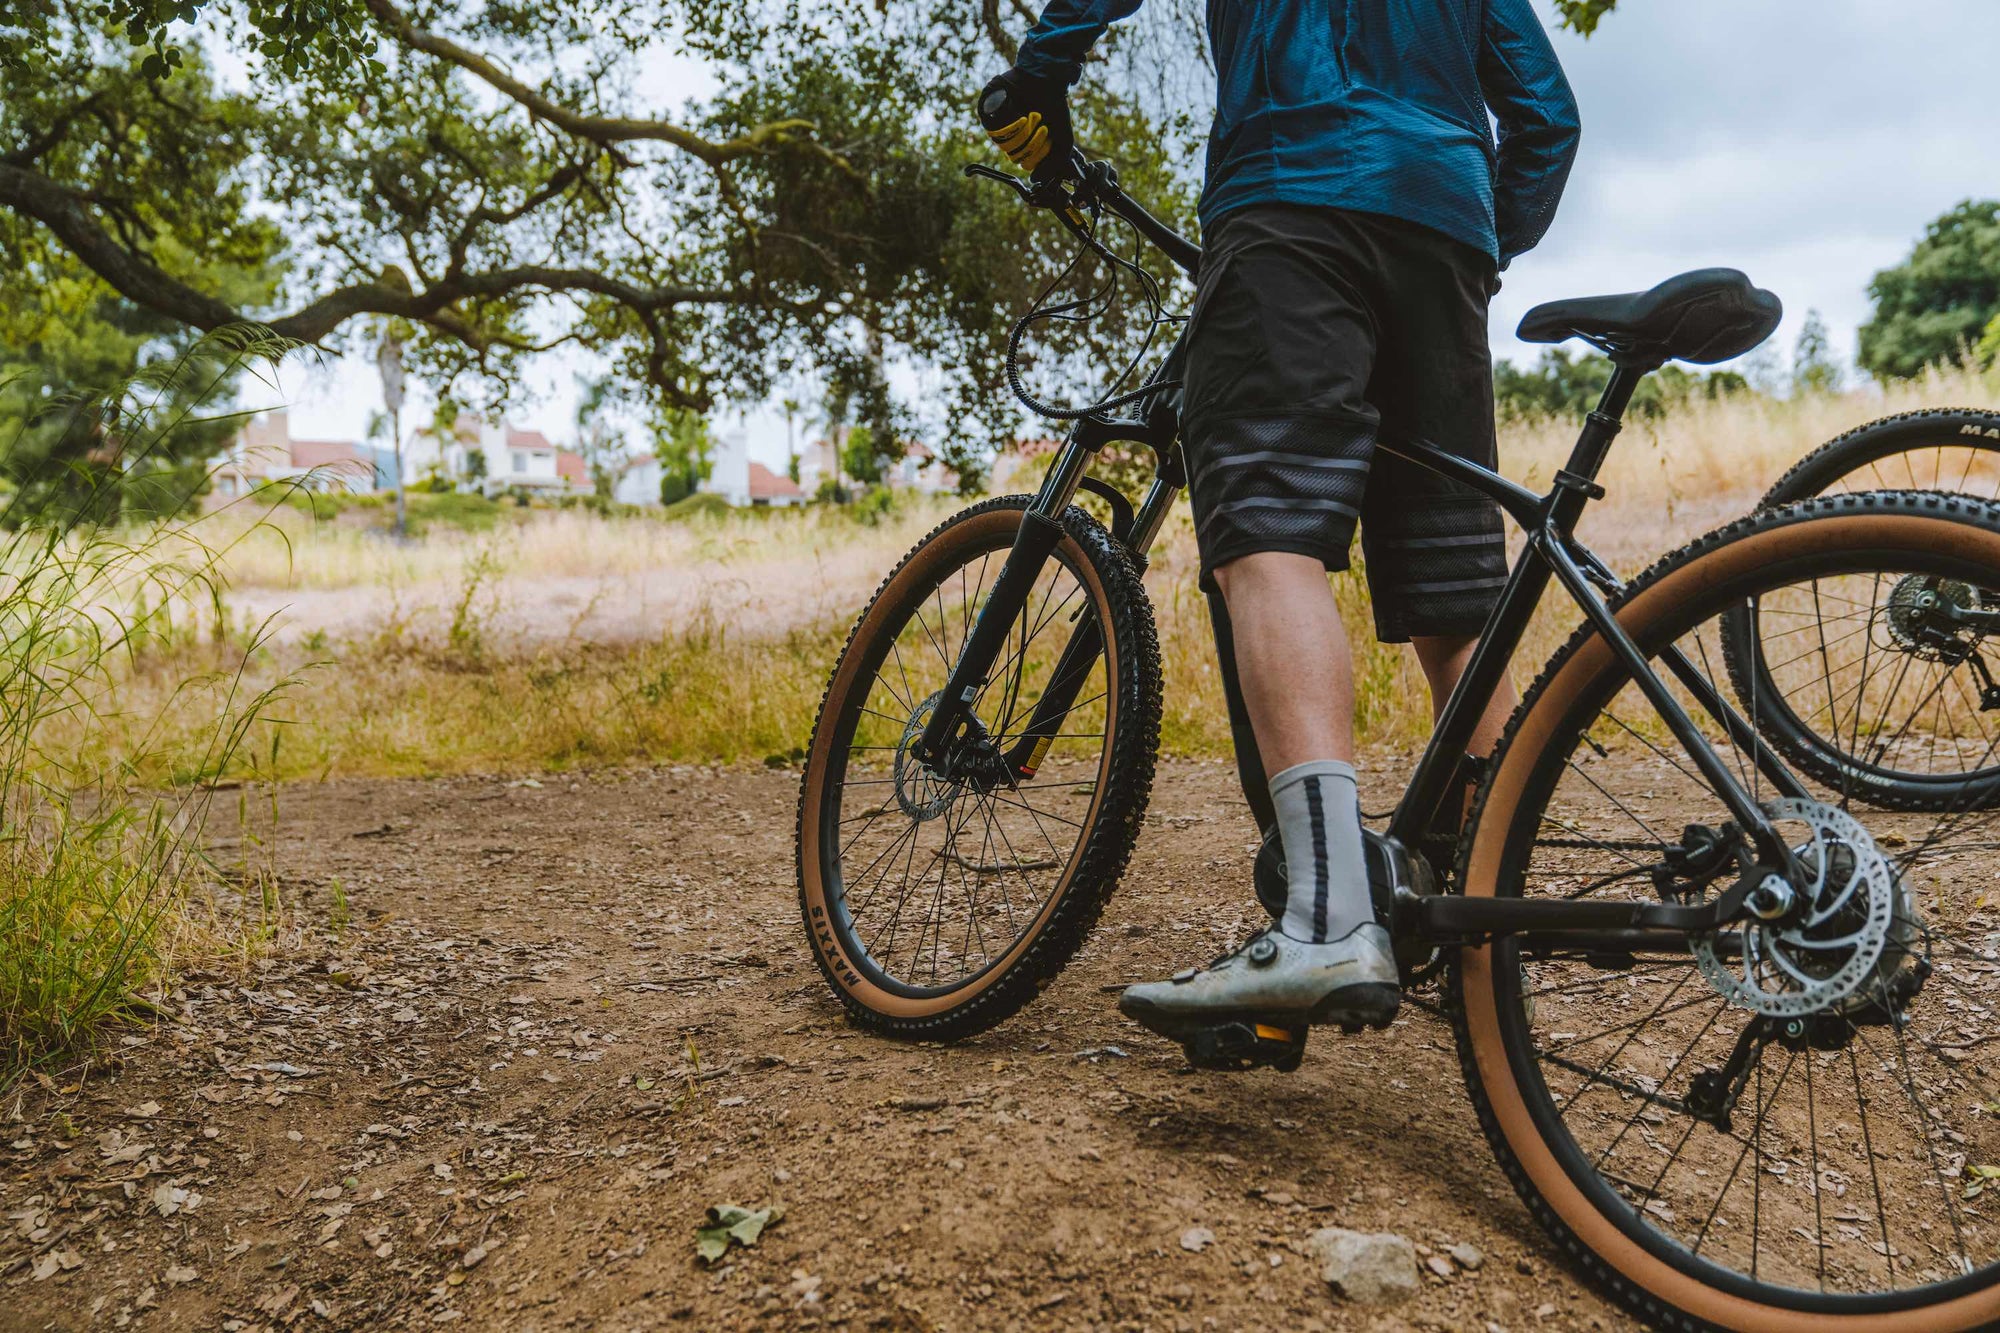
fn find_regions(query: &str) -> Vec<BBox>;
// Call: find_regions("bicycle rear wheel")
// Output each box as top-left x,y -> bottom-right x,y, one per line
1724,409 -> 2000,810
796,496 -> 1160,1040
1456,492 -> 2000,1329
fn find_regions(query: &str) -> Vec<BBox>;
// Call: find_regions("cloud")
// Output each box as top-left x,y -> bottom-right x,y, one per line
1495,0 -> 2000,369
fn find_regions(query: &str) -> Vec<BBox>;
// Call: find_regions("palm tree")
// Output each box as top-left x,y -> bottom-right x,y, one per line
781,396 -> 802,483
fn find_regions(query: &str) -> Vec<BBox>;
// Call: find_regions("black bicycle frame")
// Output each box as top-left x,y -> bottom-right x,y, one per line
919,172 -> 1810,950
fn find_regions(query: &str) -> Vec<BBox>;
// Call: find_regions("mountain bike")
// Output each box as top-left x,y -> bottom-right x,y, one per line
797,158 -> 2000,1328
1723,409 -> 2000,810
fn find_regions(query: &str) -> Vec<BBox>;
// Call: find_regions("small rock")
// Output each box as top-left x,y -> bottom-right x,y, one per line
1309,1227 -> 1421,1306
1179,1226 -> 1215,1253
461,1245 -> 487,1269
1424,1254 -> 1455,1280
164,1265 -> 198,1286
1449,1243 -> 1485,1272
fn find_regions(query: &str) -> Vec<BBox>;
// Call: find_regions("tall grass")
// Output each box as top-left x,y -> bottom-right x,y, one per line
84,363 -> 2000,785
0,332 -> 295,1076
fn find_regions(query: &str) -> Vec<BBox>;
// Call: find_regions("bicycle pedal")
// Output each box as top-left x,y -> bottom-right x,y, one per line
1180,1019 -> 1308,1073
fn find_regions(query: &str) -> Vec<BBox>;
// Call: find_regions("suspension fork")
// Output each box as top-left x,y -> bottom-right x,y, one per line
999,471 -> 1180,776
912,432 -> 1096,769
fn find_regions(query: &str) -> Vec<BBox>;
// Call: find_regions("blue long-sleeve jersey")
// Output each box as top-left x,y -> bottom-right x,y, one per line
1016,0 -> 1580,265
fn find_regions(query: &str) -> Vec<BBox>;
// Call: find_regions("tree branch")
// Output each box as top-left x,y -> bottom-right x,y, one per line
0,159 -> 748,350
361,0 -> 815,166
3,93 -> 104,167
0,161 -> 242,329
979,0 -> 1019,61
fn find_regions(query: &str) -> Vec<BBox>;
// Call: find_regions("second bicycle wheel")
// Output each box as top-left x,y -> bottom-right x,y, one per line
1457,491 -> 2000,1330
1724,409 -> 2000,810
796,496 -> 1160,1040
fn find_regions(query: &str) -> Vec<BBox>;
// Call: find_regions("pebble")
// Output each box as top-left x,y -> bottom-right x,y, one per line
1309,1228 -> 1421,1306
1179,1227 -> 1214,1253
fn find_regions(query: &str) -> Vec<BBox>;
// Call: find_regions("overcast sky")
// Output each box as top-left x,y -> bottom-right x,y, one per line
276,0 -> 2000,464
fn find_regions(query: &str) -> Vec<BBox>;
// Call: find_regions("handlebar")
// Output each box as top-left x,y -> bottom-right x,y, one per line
963,157 -> 1202,277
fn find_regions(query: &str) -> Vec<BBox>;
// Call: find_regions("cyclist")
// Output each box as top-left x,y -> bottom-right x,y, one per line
980,1 -> 1580,1055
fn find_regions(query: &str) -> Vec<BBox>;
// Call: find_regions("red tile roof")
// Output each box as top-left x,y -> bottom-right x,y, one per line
556,450 -> 588,487
507,428 -> 555,452
290,439 -> 371,472
748,461 -> 803,500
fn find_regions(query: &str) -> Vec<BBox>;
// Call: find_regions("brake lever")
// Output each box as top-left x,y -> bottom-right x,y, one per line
961,162 -> 1035,202
963,151 -> 1103,214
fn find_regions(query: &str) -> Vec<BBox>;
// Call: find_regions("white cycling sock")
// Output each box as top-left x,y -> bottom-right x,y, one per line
1269,760 -> 1372,944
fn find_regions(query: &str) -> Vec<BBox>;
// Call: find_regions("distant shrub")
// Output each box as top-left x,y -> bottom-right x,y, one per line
662,491 -> 730,522
403,491 -> 503,536
849,484 -> 897,525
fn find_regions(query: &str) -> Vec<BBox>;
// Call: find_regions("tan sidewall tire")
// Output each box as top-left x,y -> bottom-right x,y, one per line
1461,510 -> 2000,1332
799,506 -> 1120,1021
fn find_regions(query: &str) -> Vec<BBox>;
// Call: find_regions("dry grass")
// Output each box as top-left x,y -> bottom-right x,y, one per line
88,364 -> 2000,783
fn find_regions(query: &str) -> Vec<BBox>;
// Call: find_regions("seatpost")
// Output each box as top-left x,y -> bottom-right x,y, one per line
1548,360 -> 1655,532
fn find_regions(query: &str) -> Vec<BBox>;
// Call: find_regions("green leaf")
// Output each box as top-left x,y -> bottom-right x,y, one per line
694,1204 -> 783,1263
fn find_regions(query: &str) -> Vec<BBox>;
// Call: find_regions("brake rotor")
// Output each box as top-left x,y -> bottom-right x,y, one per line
1692,799 -> 1895,1017
892,692 -> 956,821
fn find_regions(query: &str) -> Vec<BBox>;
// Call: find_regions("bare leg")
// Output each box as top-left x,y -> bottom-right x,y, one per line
1210,552 -> 1353,774
1410,633 -> 1514,757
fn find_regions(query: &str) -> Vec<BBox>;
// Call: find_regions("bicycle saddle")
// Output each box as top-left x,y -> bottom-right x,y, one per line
1517,268 -> 1783,365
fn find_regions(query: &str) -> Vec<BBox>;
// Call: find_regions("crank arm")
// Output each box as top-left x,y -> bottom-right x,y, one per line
1412,867 -> 1763,945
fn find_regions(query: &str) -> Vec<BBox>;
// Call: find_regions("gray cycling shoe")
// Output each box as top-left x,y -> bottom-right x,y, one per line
1118,924 -> 1401,1069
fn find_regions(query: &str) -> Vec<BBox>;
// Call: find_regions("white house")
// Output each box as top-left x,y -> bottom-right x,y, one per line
690,430 -> 802,507
613,454 -> 663,506
402,416 -> 586,495
701,428 -> 753,505
795,433 -> 954,496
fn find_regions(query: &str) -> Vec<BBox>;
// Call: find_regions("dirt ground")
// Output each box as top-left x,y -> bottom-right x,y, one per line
1,758 -> 1639,1333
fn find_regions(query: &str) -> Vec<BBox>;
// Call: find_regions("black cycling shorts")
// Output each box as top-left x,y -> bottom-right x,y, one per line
1180,204 -> 1507,643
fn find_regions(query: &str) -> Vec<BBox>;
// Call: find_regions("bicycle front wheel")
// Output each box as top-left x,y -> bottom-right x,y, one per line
796,496 -> 1161,1041
1724,409 -> 2000,810
1456,492 -> 2000,1330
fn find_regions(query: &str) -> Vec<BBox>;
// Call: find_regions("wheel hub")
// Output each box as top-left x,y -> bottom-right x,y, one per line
892,693 -> 958,821
893,692 -> 1014,819
1693,799 -> 1911,1017
1885,573 -> 1985,662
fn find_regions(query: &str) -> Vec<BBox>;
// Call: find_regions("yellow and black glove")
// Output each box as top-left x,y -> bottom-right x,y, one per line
977,67 -> 1074,182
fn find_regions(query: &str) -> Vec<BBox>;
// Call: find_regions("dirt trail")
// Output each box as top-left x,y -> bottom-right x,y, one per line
2,760 -> 1634,1332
